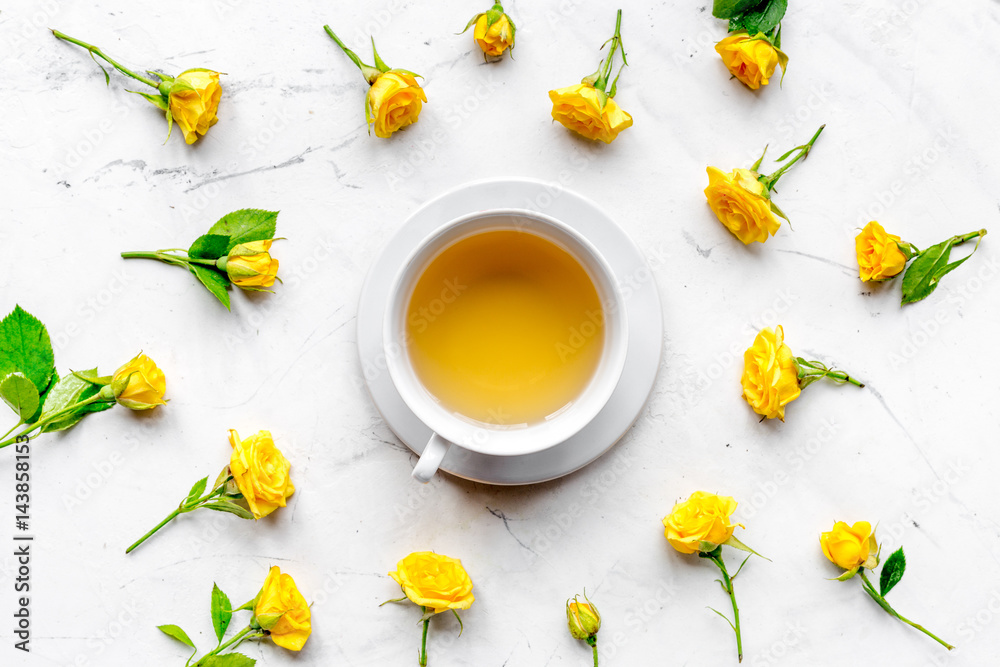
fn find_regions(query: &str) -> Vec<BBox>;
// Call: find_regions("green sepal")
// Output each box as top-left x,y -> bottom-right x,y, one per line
254,610 -> 284,630
127,89 -> 169,111
202,500 -> 254,520
459,13 -> 485,34
70,370 -> 112,386
723,535 -> 770,561
895,241 -> 919,261
371,37 -> 391,73
835,566 -> 860,582
769,199 -> 790,223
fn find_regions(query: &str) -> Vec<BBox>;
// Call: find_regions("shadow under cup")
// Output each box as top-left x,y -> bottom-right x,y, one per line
384,210 -> 628,469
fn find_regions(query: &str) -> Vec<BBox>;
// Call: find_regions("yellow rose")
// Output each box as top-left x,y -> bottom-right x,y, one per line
662,491 -> 742,555
715,31 -> 784,90
167,69 -> 221,144
229,429 -> 294,520
474,13 -> 515,57
548,83 -> 633,144
223,240 -> 279,288
566,595 -> 601,640
820,521 -> 879,574
388,551 -> 475,613
111,353 -> 166,410
367,70 -> 426,138
741,325 -> 801,421
705,166 -> 780,244
856,221 -> 908,282
254,566 -> 311,651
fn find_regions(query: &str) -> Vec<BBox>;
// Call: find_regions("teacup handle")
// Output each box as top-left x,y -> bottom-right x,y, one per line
412,433 -> 451,483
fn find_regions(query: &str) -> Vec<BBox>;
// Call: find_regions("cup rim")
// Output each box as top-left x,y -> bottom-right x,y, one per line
382,207 -> 628,457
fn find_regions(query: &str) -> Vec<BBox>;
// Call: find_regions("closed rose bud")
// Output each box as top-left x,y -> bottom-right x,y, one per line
162,69 -> 222,144
715,31 -> 786,90
820,521 -> 879,577
740,325 -> 801,421
253,566 -> 312,650
463,3 -> 516,58
368,71 -> 426,138
705,167 -> 780,245
111,353 -> 167,411
218,239 -> 279,288
663,491 -> 743,554
229,429 -> 294,520
566,594 -> 601,640
856,221 -> 908,282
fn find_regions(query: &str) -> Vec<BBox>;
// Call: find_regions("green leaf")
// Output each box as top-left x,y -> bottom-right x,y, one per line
199,653 -> 256,667
713,0 -> 763,19
157,624 -> 196,648
185,476 -> 209,505
207,209 -> 278,253
900,236 -> 981,305
0,373 -> 39,423
189,234 -> 232,260
880,548 -> 906,597
202,501 -> 255,520
0,306 -> 56,400
729,0 -> 787,34
211,583 -> 233,644
38,369 -> 106,433
189,265 -> 232,310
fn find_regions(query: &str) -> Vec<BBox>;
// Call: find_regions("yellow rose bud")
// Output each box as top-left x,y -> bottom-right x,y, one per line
566,594 -> 601,640
474,11 -> 515,57
705,166 -> 780,244
253,566 -> 311,651
856,221 -> 908,282
820,521 -> 879,575
167,69 -> 222,144
368,70 -> 427,139
229,429 -> 295,520
111,353 -> 166,410
548,83 -> 633,144
222,239 -> 279,289
388,551 -> 475,613
662,491 -> 743,554
715,31 -> 784,90
740,325 -> 801,421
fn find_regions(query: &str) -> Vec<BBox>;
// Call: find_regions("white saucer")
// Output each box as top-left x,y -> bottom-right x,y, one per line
357,178 -> 663,485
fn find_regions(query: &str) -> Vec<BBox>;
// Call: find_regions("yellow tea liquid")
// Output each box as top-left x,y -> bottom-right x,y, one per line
405,229 -> 605,425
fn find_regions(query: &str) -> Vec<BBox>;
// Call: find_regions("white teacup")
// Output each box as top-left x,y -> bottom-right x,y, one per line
383,209 -> 628,482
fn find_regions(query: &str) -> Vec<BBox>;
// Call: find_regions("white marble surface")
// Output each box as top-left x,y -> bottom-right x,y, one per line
2,0 -> 999,665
